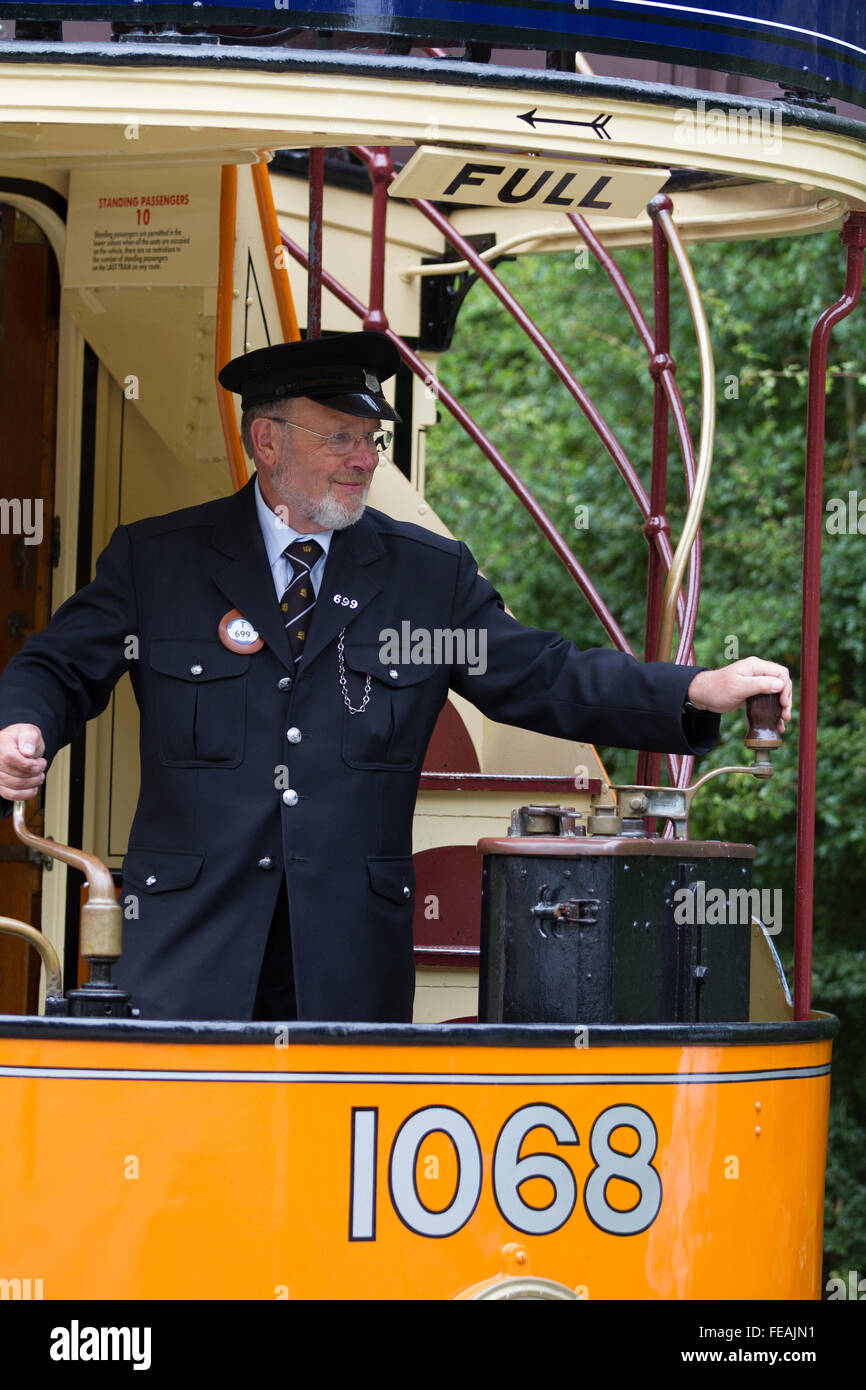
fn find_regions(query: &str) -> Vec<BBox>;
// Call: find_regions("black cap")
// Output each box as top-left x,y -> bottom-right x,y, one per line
218,331 -> 401,420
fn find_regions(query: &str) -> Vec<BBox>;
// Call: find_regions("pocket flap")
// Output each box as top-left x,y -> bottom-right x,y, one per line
123,848 -> 205,893
367,856 -> 416,903
150,639 -> 250,682
344,642 -> 432,688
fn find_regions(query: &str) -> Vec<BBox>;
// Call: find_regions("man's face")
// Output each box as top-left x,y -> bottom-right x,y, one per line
252,397 -> 382,533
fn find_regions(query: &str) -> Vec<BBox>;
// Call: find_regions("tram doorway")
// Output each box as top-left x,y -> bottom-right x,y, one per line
0,202 -> 59,1013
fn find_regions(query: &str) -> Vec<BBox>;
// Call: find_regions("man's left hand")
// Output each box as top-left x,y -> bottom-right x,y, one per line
687,657 -> 792,735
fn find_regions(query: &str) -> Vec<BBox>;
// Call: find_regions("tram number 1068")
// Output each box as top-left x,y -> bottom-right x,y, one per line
349,1102 -> 663,1241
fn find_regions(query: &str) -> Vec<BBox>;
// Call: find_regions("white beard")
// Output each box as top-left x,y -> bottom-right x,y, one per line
306,489 -> 368,530
271,461 -> 369,531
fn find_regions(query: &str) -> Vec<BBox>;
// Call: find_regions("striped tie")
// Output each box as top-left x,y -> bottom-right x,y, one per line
280,538 -> 324,665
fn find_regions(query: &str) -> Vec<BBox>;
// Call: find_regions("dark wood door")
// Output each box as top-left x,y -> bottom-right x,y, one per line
0,202 -> 59,1013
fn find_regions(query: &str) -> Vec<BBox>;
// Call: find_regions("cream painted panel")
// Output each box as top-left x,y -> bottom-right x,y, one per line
414,967 -> 479,1024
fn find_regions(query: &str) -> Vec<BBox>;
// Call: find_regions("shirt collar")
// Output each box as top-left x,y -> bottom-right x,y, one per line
254,473 -> 334,567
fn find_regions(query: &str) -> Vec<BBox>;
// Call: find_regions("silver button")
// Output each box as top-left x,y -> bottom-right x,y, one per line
257,856 -> 273,871
278,677 -> 293,692
286,727 -> 302,744
190,664 -> 203,676
145,874 -> 157,886
282,789 -> 299,807
389,669 -> 399,680
403,885 -> 411,898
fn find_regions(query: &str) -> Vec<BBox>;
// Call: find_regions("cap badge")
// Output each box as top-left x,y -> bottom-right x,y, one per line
364,371 -> 381,392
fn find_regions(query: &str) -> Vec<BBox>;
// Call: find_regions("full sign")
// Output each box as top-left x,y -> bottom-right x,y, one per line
388,148 -> 669,219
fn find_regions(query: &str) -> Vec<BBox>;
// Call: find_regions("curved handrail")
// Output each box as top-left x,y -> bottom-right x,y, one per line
652,206 -> 716,665
0,916 -> 63,1002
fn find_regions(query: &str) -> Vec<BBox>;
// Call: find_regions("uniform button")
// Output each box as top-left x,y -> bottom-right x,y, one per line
145,874 -> 157,887
257,856 -> 273,871
403,885 -> 411,898
278,676 -> 293,692
190,664 -> 203,676
389,669 -> 399,680
286,727 -> 302,744
282,789 -> 299,807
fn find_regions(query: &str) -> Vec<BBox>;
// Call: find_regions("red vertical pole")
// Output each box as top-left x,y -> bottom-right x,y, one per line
636,194 -> 674,791
307,148 -> 324,338
364,146 -> 391,332
794,211 -> 866,1019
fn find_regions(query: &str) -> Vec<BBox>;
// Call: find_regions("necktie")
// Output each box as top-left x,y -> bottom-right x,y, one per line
280,538 -> 324,665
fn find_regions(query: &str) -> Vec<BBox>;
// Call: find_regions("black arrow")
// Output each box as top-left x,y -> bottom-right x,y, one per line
518,109 -> 613,140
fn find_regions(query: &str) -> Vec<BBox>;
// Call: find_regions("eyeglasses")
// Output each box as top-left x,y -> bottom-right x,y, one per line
262,418 -> 393,456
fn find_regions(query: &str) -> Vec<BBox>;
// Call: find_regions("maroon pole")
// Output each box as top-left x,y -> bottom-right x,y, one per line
307,148 -> 324,338
635,197 -> 674,790
795,211 -> 866,1019
364,147 -> 391,333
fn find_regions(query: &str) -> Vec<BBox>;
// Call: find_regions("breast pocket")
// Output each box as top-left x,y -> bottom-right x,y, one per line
149,639 -> 249,767
341,641 -> 439,771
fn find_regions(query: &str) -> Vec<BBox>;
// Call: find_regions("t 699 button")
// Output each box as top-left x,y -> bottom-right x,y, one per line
278,676 -> 293,692
282,789 -> 299,807
257,857 -> 273,870
286,727 -> 302,744
145,875 -> 157,886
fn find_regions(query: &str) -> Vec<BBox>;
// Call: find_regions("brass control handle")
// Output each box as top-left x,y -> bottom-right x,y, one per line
13,801 -> 116,901
745,692 -> 783,752
13,800 -> 122,963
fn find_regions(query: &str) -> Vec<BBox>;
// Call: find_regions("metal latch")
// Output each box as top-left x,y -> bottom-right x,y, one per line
531,897 -> 600,926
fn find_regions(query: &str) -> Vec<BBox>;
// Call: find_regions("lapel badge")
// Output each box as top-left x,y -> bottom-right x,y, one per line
219,609 -> 264,653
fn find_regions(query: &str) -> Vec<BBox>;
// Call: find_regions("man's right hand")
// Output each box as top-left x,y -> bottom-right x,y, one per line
0,724 -> 46,801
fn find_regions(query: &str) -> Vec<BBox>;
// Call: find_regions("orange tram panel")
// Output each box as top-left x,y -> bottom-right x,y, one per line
0,1016 -> 834,1301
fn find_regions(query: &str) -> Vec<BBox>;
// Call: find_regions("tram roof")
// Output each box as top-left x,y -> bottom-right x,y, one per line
0,44 -> 865,238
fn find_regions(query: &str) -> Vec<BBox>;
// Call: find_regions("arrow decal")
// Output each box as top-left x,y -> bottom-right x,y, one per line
518,109 -> 613,140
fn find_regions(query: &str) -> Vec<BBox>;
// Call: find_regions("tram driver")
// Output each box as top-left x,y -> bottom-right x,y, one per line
0,333 -> 792,1022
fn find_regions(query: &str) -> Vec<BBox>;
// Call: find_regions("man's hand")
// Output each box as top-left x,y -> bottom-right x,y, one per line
0,724 -> 46,801
687,658 -> 792,735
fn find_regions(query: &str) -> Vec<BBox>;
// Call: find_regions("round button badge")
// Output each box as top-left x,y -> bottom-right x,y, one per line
218,609 -> 264,654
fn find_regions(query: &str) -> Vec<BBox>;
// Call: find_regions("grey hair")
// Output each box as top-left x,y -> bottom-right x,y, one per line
240,397 -> 298,459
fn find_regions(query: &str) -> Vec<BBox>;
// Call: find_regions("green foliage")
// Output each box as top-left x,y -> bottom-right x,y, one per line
424,227 -> 866,1275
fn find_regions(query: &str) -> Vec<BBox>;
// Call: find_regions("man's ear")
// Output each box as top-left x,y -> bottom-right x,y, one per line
249,416 -> 281,465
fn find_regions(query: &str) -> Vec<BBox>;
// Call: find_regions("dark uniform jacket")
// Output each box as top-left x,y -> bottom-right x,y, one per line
0,478 -> 719,1020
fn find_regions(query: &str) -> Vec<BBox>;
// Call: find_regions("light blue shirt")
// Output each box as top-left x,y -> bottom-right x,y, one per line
253,474 -> 333,598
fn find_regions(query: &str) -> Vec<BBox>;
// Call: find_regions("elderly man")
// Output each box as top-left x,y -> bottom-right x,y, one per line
0,332 -> 792,1021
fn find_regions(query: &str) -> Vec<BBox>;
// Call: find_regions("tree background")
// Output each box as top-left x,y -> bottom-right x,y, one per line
423,228 -> 866,1283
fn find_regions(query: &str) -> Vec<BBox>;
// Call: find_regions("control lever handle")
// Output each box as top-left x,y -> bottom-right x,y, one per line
745,691 -> 783,759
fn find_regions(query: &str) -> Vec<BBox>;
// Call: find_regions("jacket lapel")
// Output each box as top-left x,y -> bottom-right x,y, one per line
208,479 -> 294,673
299,511 -> 385,672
